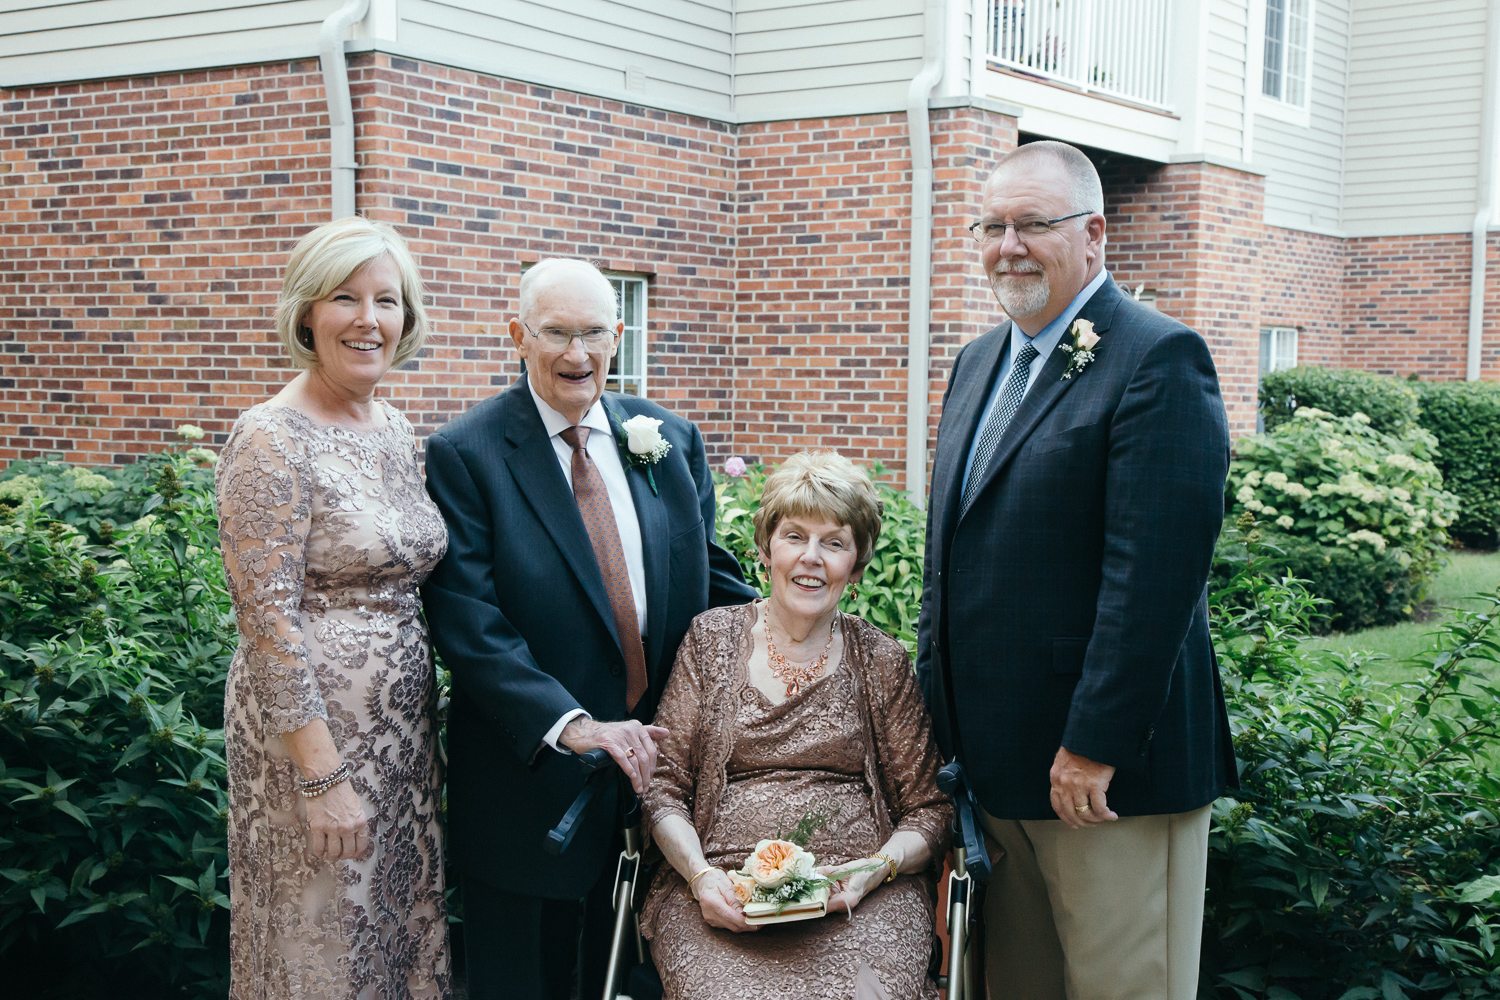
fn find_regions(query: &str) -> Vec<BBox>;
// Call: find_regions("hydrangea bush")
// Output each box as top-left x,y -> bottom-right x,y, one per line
1222,407 -> 1458,630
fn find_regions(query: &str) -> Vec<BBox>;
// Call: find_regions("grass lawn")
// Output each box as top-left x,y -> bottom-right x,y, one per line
1302,551 -> 1500,673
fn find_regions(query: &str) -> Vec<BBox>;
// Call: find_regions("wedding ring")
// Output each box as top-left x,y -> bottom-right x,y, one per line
1075,802 -> 1091,813
626,748 -> 636,758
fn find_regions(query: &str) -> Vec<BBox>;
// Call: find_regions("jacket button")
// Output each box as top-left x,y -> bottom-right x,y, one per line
610,664 -> 623,677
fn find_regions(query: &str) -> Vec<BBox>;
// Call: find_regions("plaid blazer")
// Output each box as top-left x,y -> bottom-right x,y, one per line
915,274 -> 1238,820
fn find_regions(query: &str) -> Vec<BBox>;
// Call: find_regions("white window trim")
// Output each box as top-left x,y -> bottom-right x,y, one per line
606,273 -> 648,399
1261,326 -> 1300,373
1254,0 -> 1315,128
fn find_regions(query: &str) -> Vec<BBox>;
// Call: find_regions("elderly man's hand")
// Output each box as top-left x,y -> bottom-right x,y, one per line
560,717 -> 668,794
1049,746 -> 1119,828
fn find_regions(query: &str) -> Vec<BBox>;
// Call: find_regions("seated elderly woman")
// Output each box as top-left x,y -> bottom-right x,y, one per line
640,452 -> 952,1000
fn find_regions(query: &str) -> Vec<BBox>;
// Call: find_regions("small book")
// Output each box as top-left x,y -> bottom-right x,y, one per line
742,884 -> 831,926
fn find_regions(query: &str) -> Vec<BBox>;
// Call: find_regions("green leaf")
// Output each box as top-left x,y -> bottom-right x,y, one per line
1459,875 -> 1500,904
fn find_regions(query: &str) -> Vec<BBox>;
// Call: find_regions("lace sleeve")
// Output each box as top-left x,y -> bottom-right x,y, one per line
867,627 -> 953,859
216,411 -> 326,736
643,621 -> 706,832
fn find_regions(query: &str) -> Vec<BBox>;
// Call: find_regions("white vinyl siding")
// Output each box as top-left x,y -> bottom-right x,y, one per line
397,0 -> 733,120
1203,0 -> 1250,160
1342,0 -> 1490,236
0,0 -> 347,87
733,0 -> 925,121
1256,0 -> 1347,231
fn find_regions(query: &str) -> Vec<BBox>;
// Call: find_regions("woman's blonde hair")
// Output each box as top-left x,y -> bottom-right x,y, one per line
273,217 -> 429,370
752,451 -> 884,572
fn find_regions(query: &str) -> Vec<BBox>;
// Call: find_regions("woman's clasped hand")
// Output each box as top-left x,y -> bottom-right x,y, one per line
689,868 -> 758,933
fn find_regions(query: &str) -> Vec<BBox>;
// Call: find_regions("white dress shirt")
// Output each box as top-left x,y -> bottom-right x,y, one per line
529,378 -> 648,751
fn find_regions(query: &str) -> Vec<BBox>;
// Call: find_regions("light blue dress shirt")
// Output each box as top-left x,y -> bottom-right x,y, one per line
961,269 -> 1111,495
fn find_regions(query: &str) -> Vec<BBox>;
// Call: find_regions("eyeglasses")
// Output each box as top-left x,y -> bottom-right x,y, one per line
523,323 -> 616,350
967,211 -> 1094,244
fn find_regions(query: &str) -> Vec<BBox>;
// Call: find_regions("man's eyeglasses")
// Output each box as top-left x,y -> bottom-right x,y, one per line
523,323 -> 617,350
967,211 -> 1094,244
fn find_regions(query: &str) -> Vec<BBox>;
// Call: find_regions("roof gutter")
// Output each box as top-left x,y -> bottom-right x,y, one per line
319,0 -> 370,220
1467,0 -> 1500,381
903,0 -> 946,506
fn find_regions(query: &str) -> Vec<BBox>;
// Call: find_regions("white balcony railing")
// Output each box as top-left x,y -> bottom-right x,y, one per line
986,0 -> 1172,110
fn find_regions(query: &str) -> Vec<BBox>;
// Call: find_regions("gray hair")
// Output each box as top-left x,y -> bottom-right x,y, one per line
987,140 -> 1104,216
518,258 -> 619,325
273,216 -> 429,370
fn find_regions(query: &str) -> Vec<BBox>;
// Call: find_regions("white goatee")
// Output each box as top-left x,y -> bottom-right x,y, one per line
989,261 -> 1052,318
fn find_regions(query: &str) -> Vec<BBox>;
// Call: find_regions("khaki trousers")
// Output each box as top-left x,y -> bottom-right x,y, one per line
979,804 -> 1211,1000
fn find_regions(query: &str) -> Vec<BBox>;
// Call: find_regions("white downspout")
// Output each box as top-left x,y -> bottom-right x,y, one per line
1467,0 -> 1500,381
320,0 -> 371,220
904,0 -> 946,506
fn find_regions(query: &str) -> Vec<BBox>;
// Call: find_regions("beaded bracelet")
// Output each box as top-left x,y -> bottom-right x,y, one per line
870,852 -> 898,883
299,762 -> 351,799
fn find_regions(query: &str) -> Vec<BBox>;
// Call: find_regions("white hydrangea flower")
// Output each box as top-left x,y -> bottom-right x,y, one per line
1235,485 -> 1256,504
1263,471 -> 1288,489
1244,470 -> 1264,487
1343,530 -> 1387,553
1294,406 -> 1333,420
1275,515 -> 1294,529
1283,482 -> 1313,501
1244,499 -> 1266,513
1352,412 -> 1371,424
176,424 -> 206,441
1391,487 -> 1411,502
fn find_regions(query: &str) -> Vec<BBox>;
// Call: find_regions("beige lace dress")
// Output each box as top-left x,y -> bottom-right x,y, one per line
641,603 -> 952,1000
216,401 -> 451,1000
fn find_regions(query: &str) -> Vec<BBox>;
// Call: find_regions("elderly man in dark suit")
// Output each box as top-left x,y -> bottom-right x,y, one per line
423,258 -> 756,1000
915,141 -> 1235,999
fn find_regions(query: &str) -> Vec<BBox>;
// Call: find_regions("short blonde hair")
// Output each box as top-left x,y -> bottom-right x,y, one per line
753,452 -> 884,572
273,217 -> 429,370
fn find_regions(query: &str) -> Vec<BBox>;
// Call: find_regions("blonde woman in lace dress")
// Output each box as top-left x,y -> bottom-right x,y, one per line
642,452 -> 952,1000
217,218 -> 451,1000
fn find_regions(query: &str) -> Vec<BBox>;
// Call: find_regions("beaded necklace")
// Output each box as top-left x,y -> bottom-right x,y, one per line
763,603 -> 839,698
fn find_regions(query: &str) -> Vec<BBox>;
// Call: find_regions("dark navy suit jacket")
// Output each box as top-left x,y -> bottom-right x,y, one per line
916,274 -> 1237,820
422,378 -> 756,897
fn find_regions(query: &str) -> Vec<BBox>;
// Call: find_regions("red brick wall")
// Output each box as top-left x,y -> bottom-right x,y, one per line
730,105 -> 1014,486
1101,159 -> 1265,436
1261,225 -> 1344,368
0,60 -> 334,464
0,54 -> 744,464
1340,232 -> 1500,379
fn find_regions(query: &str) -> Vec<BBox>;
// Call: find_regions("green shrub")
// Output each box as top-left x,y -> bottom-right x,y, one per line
1260,367 -> 1421,436
714,460 -> 926,653
0,452 -> 233,999
1206,517 -> 1500,999
1415,380 -> 1500,550
1222,407 -> 1458,631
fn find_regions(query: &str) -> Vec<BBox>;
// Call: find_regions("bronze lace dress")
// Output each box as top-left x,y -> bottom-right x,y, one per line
641,604 -> 952,1000
217,402 -> 451,1000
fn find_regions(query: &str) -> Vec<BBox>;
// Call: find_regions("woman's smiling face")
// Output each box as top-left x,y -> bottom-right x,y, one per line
302,253 -> 406,393
762,514 -> 863,624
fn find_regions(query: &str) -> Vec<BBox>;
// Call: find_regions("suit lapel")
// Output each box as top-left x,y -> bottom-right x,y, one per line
603,397 -> 670,678
958,276 -> 1127,523
934,323 -> 1010,542
503,382 -> 622,650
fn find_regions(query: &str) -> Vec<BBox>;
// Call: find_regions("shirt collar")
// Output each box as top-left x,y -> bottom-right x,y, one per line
527,376 -> 614,441
1011,268 -> 1111,361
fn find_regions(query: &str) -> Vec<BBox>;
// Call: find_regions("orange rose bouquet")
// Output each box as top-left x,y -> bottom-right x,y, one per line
731,811 -> 881,924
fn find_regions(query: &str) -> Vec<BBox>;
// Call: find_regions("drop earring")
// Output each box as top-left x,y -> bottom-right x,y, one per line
297,327 -> 315,351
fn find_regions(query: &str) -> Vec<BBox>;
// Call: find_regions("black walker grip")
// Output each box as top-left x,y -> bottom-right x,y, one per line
543,748 -> 619,856
938,761 -> 992,884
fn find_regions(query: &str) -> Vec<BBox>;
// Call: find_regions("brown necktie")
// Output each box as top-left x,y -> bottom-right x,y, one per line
558,425 -> 648,711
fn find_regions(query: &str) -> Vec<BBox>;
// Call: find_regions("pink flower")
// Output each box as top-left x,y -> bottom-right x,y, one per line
724,457 -> 747,478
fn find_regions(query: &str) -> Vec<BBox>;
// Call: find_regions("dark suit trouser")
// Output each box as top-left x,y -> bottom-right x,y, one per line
461,863 -> 617,1000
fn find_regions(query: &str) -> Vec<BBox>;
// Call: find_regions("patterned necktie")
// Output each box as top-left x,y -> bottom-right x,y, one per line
960,342 -> 1040,516
558,425 -> 649,711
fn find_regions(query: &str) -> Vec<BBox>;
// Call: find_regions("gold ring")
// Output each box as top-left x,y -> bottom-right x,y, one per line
626,748 -> 636,758
1075,803 -> 1091,813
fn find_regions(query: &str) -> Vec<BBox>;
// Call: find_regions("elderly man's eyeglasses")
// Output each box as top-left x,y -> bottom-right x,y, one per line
968,211 -> 1093,244
523,323 -> 616,350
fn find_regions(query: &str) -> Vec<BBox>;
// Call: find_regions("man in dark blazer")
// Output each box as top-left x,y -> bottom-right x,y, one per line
915,141 -> 1234,999
422,259 -> 757,1000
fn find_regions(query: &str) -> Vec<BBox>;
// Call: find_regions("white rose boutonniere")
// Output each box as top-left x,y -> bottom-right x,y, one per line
611,413 -> 672,495
1058,318 -> 1101,381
